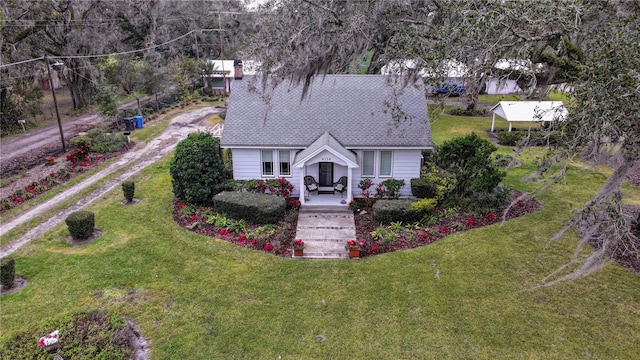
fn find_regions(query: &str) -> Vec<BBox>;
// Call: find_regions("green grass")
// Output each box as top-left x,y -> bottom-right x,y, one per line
1,156 -> 638,358
2,107 -> 639,359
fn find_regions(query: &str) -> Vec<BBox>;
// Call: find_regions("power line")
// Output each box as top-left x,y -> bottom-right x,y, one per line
0,28 -> 223,69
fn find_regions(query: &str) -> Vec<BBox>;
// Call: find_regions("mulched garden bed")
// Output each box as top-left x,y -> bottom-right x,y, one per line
172,192 -> 541,259
0,142 -> 135,216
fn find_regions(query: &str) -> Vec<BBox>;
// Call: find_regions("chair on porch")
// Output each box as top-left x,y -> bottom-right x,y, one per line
333,176 -> 348,197
304,176 -> 319,194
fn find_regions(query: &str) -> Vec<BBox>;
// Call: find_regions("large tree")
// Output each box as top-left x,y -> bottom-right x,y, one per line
244,0 -> 639,285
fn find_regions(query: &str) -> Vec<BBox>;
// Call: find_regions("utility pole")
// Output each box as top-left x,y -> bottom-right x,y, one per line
44,54 -> 66,153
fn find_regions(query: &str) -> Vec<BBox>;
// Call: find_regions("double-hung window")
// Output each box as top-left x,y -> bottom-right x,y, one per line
279,150 -> 291,176
379,151 -> 393,177
361,150 -> 393,177
362,151 -> 375,177
261,150 -> 274,176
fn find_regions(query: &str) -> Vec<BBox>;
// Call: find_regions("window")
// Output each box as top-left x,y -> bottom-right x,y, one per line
261,150 -> 273,176
362,151 -> 375,177
380,151 -> 392,177
279,150 -> 291,176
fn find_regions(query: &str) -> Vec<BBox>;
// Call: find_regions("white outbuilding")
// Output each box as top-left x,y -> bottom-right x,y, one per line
490,101 -> 567,132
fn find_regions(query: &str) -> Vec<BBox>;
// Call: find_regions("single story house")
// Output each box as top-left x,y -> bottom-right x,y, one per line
490,101 -> 567,132
220,74 -> 433,205
202,59 -> 257,95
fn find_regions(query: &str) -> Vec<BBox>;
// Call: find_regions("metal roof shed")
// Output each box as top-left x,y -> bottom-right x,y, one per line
490,101 -> 567,132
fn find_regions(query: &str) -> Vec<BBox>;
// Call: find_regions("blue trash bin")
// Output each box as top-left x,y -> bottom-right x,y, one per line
134,115 -> 143,129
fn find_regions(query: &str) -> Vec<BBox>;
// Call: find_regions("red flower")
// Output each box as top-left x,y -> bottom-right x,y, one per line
189,215 -> 198,223
257,181 -> 264,188
439,226 -> 447,234
467,217 -> 475,226
251,239 -> 257,245
516,199 -> 524,206
237,233 -> 247,242
177,202 -> 186,210
70,164 -> 76,169
487,213 -> 496,221
27,185 -> 36,192
85,157 -> 91,162
49,172 -> 56,177
263,243 -> 273,251
278,177 -> 284,184
218,229 -> 230,236
295,200 -> 301,207
371,244 -> 379,252
79,162 -> 88,167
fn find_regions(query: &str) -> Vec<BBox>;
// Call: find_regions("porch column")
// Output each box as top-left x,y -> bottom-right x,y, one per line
299,168 -> 306,205
347,167 -> 353,203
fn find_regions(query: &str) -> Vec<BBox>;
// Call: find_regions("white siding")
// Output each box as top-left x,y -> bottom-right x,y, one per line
231,148 -> 423,198
231,148 -> 303,196
352,149 -> 422,198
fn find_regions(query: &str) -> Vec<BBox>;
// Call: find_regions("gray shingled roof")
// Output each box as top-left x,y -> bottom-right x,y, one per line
220,75 -> 432,148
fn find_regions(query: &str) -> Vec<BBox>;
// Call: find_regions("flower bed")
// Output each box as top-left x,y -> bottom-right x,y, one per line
173,193 -> 541,258
0,143 -> 134,216
172,199 -> 299,257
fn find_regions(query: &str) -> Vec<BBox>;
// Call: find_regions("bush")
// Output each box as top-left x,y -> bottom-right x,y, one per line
410,198 -> 438,214
170,132 -> 226,205
213,192 -> 286,224
436,133 -> 505,197
373,199 -> 420,224
70,135 -> 92,151
381,178 -> 405,199
89,132 -> 127,153
65,211 -> 95,239
0,256 -> 16,289
411,162 -> 457,200
122,181 -> 135,202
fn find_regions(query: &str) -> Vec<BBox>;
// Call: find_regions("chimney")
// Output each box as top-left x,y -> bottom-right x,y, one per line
233,59 -> 243,80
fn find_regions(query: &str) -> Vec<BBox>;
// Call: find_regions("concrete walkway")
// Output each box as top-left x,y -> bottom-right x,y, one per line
294,205 -> 356,259
0,107 -> 219,257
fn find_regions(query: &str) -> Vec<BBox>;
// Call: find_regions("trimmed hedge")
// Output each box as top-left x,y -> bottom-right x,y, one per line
373,199 -> 421,224
213,192 -> 286,225
1,256 -> 15,289
65,211 -> 95,239
122,181 -> 135,202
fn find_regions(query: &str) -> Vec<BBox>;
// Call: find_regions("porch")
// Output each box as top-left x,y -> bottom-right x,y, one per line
304,191 -> 349,206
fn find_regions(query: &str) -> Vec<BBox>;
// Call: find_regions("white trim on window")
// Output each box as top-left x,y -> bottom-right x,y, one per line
362,150 -> 375,177
261,150 -> 274,177
279,150 -> 291,177
379,150 -> 393,177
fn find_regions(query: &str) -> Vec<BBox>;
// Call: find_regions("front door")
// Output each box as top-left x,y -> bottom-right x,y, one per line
318,162 -> 333,187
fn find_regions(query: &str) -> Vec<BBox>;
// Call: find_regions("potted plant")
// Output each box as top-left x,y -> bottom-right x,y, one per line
293,239 -> 305,257
345,239 -> 361,259
38,329 -> 60,354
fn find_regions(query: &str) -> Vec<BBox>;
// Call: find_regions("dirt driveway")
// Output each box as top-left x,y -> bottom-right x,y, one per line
0,106 -> 220,257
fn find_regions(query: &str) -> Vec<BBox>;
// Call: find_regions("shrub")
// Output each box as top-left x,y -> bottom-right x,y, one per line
89,132 -> 127,153
213,192 -> 286,224
411,162 -> 457,200
70,136 -> 92,152
122,181 -> 135,202
435,133 -> 505,197
373,199 -> 420,224
170,132 -> 226,205
493,154 -> 514,168
381,178 -> 405,199
0,256 -> 16,289
65,211 -> 95,239
410,198 -> 438,214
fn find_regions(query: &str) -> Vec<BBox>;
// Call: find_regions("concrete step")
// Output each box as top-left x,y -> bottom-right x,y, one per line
294,205 -> 356,259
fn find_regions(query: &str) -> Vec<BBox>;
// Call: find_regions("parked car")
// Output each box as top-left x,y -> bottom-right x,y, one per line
432,84 -> 467,96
